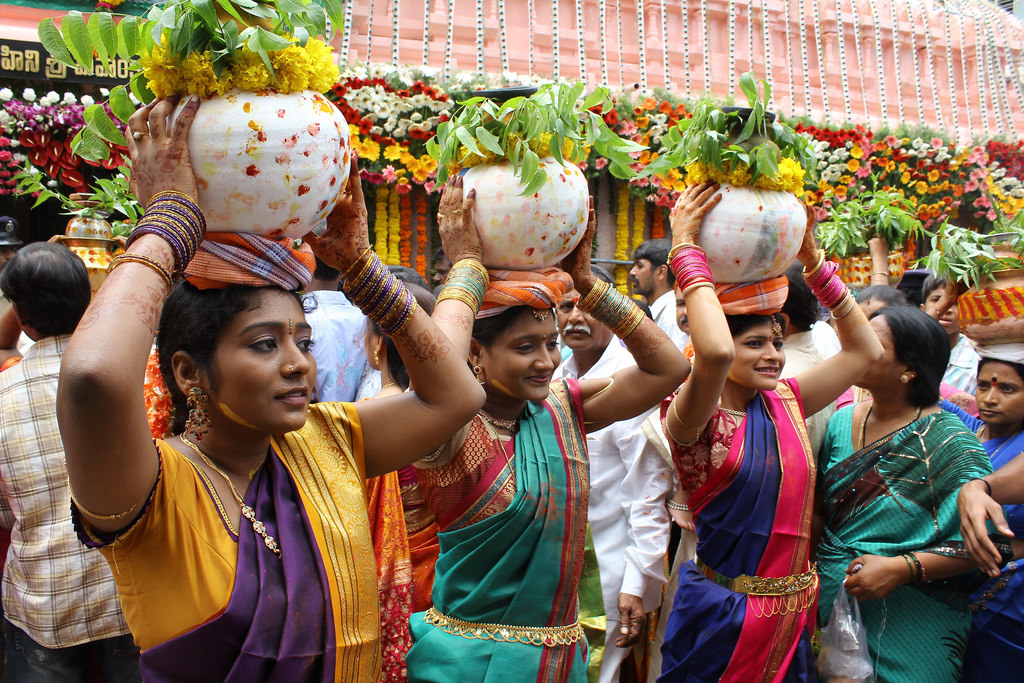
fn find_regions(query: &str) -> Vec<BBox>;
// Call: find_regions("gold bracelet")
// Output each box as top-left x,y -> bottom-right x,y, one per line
342,247 -> 373,282
829,292 -> 857,319
667,241 -> 705,262
108,253 -> 173,290
147,189 -> 199,207
576,278 -> 610,311
68,481 -> 137,521
802,249 -> 826,278
681,281 -> 715,298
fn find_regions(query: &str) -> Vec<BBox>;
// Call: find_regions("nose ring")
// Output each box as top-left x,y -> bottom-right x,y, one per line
288,364 -> 295,372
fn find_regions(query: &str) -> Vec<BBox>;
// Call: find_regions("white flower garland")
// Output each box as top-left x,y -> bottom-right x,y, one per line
444,0 -> 456,78
701,0 -> 711,93
599,0 -> 609,85
422,0 -> 432,68
366,0 -> 375,61
341,0 -> 354,58
391,0 -> 400,66
682,3 -> 691,95
497,0 -> 510,75
902,0 -> 924,132
797,0 -> 812,115
832,0 -> 850,121
867,0 -> 888,124
575,0 -> 587,79
760,0 -> 772,89
636,0 -> 648,89
552,0 -> 560,78
475,0 -> 485,73
937,5 -> 959,138
847,0 -> 869,120
528,0 -> 535,74
920,2 -> 947,134
727,0 -> 736,93
660,0 -> 670,88
887,0 -> 906,123
812,0 -> 830,122
980,8 -> 1011,137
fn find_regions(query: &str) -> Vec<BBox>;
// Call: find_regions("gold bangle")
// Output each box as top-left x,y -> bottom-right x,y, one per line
830,292 -> 857,319
667,241 -> 705,262
803,249 -> 826,279
576,278 -> 610,312
108,253 -> 173,290
68,481 -> 137,521
681,281 -> 715,298
342,247 -> 373,282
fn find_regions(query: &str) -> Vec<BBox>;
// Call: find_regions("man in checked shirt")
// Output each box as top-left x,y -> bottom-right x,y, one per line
0,243 -> 141,681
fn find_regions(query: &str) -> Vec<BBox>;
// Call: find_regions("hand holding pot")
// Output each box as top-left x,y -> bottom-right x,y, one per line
669,182 -> 721,246
126,96 -> 200,208
307,157 -> 369,272
796,206 -> 821,270
560,198 -> 597,293
437,177 -> 484,264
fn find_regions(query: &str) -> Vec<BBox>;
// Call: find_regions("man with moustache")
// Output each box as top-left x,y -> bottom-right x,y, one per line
555,265 -> 673,682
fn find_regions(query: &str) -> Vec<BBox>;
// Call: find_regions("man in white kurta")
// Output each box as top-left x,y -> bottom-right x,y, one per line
555,280 -> 673,682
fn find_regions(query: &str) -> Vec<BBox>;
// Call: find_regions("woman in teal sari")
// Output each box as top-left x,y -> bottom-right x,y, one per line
818,305 -> 1000,682
405,180 -> 690,682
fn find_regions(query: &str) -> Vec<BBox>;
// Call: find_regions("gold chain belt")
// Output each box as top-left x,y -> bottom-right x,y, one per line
695,557 -> 818,596
423,607 -> 585,647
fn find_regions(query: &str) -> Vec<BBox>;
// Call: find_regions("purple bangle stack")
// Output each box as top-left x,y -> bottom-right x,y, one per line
126,190 -> 206,275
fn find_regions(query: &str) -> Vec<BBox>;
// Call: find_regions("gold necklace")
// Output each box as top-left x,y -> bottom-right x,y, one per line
480,410 -> 520,433
181,435 -> 281,558
859,404 -> 922,450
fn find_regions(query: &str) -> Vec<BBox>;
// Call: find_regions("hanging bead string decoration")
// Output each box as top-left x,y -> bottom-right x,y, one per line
390,0 -> 400,66
833,0 -> 852,122
422,0 -> 432,67
341,0 -> 354,58
727,0 -> 736,93
797,0 -> 813,115
498,0 -> 510,76
443,0 -> 456,78
682,1 -> 691,95
980,8 -> 1011,137
887,0 -> 906,123
366,0 -> 375,61
812,0 -> 830,122
575,0 -> 587,79
599,0 -> 609,84
760,0 -> 772,89
528,0 -> 535,74
475,0 -> 485,73
938,5 -> 959,137
783,0 -> 796,114
968,5 -> 992,133
745,2 -> 755,76
1003,32 -> 1024,141
921,2 -> 947,134
901,0 -> 924,126
636,0 -> 648,89
616,0 -> 624,85
868,0 -> 888,124
660,0 -> 670,88
847,0 -> 869,120
955,5 -> 974,139
701,0 -> 711,93
552,0 -> 560,79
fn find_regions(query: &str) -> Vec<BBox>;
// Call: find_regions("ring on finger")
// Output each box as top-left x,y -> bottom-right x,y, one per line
453,208 -> 462,215
133,131 -> 147,140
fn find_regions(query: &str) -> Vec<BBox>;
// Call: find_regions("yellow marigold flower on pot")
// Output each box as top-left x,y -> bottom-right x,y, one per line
230,49 -> 272,92
303,39 -> 340,92
140,42 -> 182,98
270,45 -> 312,93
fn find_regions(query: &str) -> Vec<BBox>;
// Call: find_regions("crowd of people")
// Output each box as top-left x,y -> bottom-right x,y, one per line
0,94 -> 1020,683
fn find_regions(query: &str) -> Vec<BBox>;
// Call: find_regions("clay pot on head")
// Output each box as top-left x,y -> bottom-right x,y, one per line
459,157 -> 589,269
686,183 -> 805,284
836,250 -> 905,290
958,235 -> 1024,345
58,236 -> 124,295
170,89 -> 350,239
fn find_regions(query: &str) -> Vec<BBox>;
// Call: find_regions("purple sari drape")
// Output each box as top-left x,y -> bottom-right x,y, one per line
139,453 -> 336,682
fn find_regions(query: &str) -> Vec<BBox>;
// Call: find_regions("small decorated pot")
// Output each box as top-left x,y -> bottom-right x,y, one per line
172,89 -> 350,239
65,198 -> 113,240
688,183 -> 805,283
60,237 -> 124,294
461,157 -> 589,269
836,251 -> 905,289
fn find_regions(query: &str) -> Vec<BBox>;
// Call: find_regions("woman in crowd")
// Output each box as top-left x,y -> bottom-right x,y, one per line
659,182 -> 883,681
817,305 -> 998,682
57,98 -> 484,680
940,347 -> 1024,680
404,179 -> 690,682
362,283 -> 441,679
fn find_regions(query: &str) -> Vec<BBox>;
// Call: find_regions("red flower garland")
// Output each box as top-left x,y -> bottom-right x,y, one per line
416,191 -> 429,277
399,192 -> 412,266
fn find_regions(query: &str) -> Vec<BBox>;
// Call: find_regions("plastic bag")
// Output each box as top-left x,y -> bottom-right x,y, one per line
817,581 -> 876,683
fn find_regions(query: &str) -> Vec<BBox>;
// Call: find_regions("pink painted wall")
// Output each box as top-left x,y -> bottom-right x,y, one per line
342,0 -> 1024,142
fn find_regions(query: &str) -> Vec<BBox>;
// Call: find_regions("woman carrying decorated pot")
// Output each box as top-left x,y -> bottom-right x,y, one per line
404,178 -> 689,682
658,182 -> 883,682
817,304 -> 1006,683
939,345 -> 1024,680
58,98 -> 485,681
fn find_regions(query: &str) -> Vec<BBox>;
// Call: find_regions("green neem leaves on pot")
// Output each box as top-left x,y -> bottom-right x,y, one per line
427,83 -> 644,195
816,188 -> 922,259
919,220 -> 1024,290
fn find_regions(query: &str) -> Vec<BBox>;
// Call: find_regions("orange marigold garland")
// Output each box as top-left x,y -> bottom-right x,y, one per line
374,185 -> 389,260
399,192 -> 413,266
651,207 -> 666,239
387,187 -> 401,265
416,191 -> 429,278
615,182 -> 631,294
145,346 -> 172,440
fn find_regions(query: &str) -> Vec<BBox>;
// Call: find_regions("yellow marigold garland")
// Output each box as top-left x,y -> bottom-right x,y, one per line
416,192 -> 429,278
387,188 -> 401,265
141,38 -> 339,98
682,157 -> 807,196
374,185 -> 389,260
632,195 -> 646,246
615,182 -> 631,294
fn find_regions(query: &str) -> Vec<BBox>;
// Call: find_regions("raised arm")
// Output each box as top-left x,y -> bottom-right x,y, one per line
58,98 -> 200,531
792,216 -> 884,416
307,168 -> 484,478
663,182 -> 735,444
563,204 -> 690,432
868,236 -> 890,287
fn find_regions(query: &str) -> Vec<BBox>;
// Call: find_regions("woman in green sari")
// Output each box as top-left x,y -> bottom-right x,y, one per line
817,305 -> 999,682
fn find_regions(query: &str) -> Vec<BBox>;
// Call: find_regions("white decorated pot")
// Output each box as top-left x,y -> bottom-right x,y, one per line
173,89 -> 350,239
461,158 -> 589,269
686,183 -> 806,284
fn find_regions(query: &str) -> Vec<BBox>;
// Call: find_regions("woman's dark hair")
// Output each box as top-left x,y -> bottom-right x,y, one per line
871,305 -> 950,406
369,283 -> 436,390
0,243 -> 90,337
856,285 -> 907,307
157,282 -> 304,434
726,313 -> 786,338
782,263 -> 820,332
978,357 -> 1024,384
471,306 -> 530,347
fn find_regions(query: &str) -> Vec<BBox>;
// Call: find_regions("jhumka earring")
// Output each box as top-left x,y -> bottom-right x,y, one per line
900,374 -> 910,384
185,386 -> 211,440
472,365 -> 486,385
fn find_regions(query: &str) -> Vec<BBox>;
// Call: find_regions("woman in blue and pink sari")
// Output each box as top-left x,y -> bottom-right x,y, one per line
657,182 -> 883,682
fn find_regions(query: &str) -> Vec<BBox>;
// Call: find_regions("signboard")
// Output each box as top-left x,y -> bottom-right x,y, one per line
0,38 -> 130,86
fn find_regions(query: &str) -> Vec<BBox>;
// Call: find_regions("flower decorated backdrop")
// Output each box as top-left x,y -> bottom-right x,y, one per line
6,62 -> 1024,281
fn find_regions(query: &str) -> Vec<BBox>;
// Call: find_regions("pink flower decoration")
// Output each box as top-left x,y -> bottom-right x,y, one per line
618,121 -> 637,136
885,135 -> 899,147
381,165 -> 397,183
930,137 -> 944,148
423,180 -> 436,193
395,181 -> 411,194
856,165 -> 871,178
0,151 -> 11,162
594,157 -> 609,170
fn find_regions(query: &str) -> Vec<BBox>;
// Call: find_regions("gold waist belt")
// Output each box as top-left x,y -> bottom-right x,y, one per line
695,557 -> 818,596
423,607 -> 585,647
